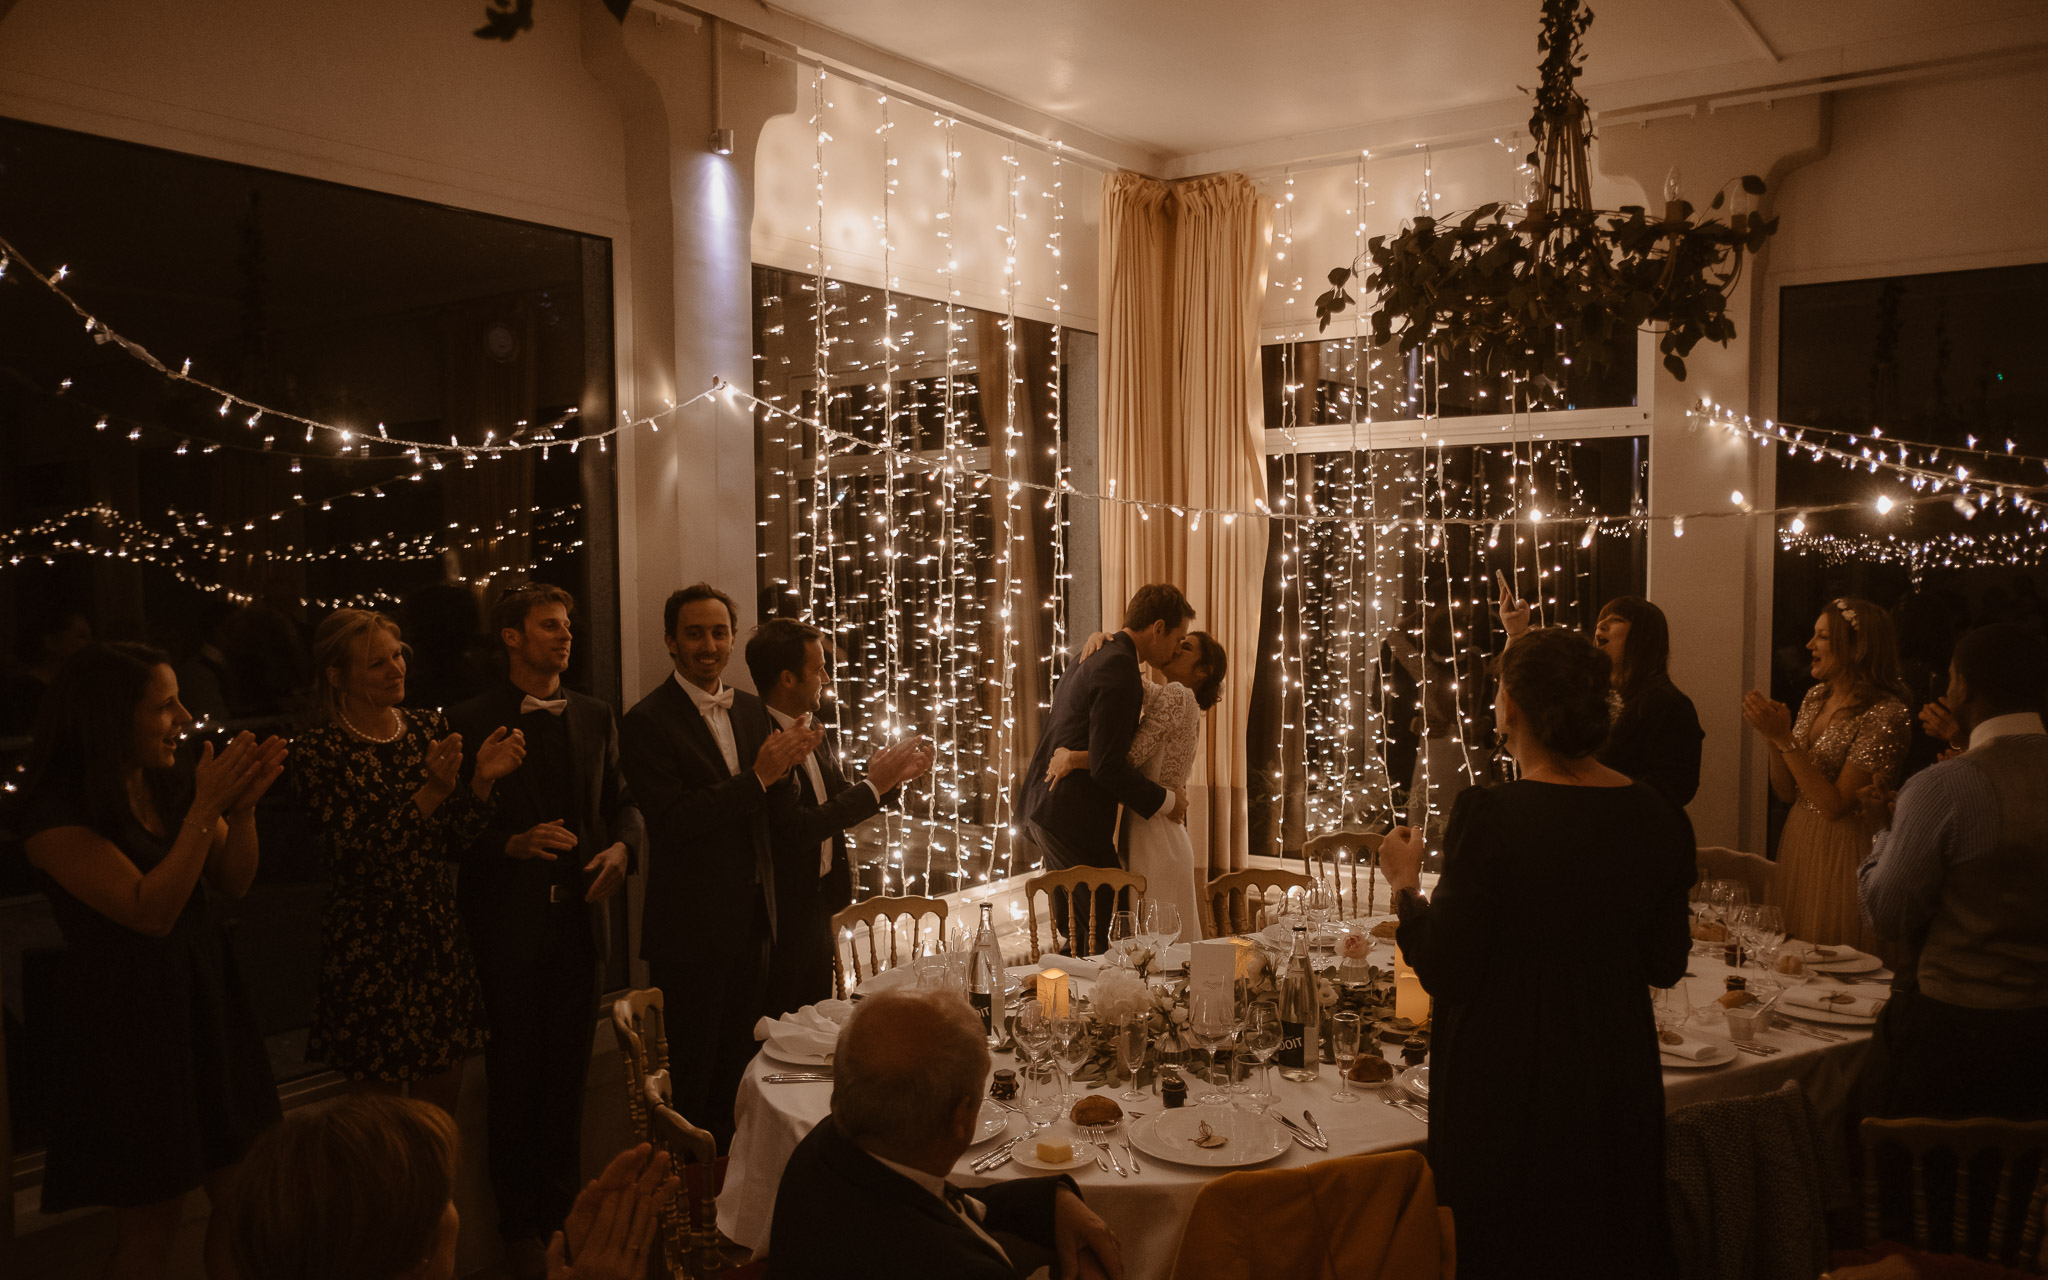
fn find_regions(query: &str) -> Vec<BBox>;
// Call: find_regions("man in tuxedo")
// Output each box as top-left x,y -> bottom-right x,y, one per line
768,990 -> 1125,1280
1014,584 -> 1193,946
745,617 -> 935,1012
620,583 -> 820,1146
449,584 -> 645,1278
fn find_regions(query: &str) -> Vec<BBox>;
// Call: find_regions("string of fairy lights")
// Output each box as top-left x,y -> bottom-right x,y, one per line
8,97 -> 2037,892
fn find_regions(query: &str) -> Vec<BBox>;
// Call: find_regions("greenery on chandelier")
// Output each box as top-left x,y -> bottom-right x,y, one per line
1314,0 -> 1780,386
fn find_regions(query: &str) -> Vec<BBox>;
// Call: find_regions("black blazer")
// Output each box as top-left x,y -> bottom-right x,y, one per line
448,684 -> 645,967
620,676 -> 783,968
769,727 -> 886,918
1013,631 -> 1165,867
1599,679 -> 1705,810
767,1116 -> 1071,1280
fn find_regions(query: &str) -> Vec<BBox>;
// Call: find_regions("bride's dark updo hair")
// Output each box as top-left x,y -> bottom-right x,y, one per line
1500,627 -> 1612,760
1186,632 -> 1227,711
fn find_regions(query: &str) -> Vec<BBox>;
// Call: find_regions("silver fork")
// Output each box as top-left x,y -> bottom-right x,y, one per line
1091,1132 -> 1126,1177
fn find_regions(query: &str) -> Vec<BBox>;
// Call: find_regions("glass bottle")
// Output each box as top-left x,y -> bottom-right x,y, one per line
1277,925 -> 1321,1082
969,902 -> 1006,1047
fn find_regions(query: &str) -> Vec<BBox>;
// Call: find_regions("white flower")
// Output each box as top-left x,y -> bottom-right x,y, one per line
1090,969 -> 1152,1024
1315,978 -> 1338,1006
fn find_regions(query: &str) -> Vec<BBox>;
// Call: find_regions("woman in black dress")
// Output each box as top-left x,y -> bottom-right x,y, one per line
296,609 -> 523,1115
17,642 -> 287,1279
1382,627 -> 1695,1280
1499,580 -> 1703,808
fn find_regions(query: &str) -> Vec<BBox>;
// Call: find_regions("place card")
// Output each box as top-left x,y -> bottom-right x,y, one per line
1190,939 -> 1236,1011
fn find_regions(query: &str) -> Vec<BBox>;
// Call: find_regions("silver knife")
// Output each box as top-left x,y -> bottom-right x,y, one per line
1304,1111 -> 1330,1146
763,1073 -> 833,1083
1272,1112 -> 1325,1149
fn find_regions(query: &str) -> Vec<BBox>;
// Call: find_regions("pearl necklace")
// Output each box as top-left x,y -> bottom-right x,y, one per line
340,705 -> 404,744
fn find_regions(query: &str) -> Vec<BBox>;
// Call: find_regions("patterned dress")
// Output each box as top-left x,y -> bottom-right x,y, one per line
296,708 -> 491,1081
1771,686 -> 1910,951
1125,680 -> 1202,935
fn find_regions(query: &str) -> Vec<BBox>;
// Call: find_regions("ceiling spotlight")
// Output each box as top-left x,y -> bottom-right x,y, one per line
710,128 -> 735,155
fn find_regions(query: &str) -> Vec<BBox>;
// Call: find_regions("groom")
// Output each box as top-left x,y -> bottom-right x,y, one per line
1016,584 -> 1193,948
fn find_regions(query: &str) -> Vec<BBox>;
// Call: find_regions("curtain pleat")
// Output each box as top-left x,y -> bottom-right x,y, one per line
1096,170 -> 1268,878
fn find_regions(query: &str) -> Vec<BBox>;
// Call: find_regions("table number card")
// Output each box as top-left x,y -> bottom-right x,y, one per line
1190,939 -> 1237,1010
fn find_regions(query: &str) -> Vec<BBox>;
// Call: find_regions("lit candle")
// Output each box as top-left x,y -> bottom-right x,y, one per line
1394,946 -> 1430,1025
1037,967 -> 1070,1020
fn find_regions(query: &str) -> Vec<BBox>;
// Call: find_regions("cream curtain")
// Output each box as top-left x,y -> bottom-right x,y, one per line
1098,171 -> 1268,877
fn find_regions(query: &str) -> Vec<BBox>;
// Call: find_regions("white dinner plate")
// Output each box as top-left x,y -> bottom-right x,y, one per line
1660,1042 -> 1738,1069
971,1102 -> 1011,1146
1007,1125 -> 1098,1172
1396,1064 -> 1430,1099
1785,943 -> 1883,976
1776,1001 -> 1880,1027
761,1040 -> 833,1068
1128,1105 -> 1292,1169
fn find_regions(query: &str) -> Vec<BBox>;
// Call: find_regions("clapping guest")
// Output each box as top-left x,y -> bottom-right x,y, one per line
449,584 -> 645,1277
296,609 -> 525,1115
1381,627 -> 1694,1280
1858,623 -> 2048,1120
745,617 -> 933,1013
16,643 -> 286,1280
769,990 -> 1125,1280
229,1093 -> 677,1280
1743,597 -> 1911,952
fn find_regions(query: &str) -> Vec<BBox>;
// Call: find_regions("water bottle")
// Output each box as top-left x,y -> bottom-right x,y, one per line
1277,925 -> 1321,1081
969,902 -> 1006,1047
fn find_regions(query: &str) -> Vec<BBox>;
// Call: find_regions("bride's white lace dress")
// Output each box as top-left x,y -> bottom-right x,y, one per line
1125,679 -> 1202,938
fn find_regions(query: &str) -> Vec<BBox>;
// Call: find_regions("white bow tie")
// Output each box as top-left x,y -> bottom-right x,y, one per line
701,687 -> 735,711
520,695 -> 569,716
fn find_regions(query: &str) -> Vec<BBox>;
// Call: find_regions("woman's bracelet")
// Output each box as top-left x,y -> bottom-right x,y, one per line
182,815 -> 220,834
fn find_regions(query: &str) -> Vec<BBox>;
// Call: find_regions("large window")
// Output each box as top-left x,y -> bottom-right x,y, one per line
0,117 -> 618,1151
751,265 -> 1084,896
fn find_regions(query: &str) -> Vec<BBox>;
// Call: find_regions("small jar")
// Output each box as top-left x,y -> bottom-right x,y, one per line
1400,1036 -> 1429,1067
1161,1068 -> 1187,1109
1724,974 -> 1748,994
989,1069 -> 1018,1102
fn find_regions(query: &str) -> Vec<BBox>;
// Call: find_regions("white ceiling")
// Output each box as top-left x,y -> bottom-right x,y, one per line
707,0 -> 2048,175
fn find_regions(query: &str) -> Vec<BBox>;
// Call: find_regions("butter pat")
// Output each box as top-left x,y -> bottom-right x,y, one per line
1035,1139 -> 1073,1164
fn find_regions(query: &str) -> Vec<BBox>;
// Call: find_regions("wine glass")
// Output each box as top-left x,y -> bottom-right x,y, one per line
1115,1016 -> 1150,1103
1012,1002 -> 1052,1064
1186,990 -> 1238,1106
1107,909 -> 1140,968
1052,1015 -> 1088,1108
1329,1010 -> 1363,1103
1241,1001 -> 1282,1107
1305,878 -> 1336,943
1144,901 -> 1182,950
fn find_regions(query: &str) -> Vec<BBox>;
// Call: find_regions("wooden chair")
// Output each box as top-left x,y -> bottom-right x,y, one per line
611,988 -> 669,1142
1303,830 -> 1388,919
644,1069 -> 765,1278
1202,868 -> 1312,939
1697,846 -> 1776,904
829,895 -> 950,996
1859,1117 -> 2048,1268
1022,867 -> 1146,961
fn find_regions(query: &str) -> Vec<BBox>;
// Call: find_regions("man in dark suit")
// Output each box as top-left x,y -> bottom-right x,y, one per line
745,617 -> 935,1012
1014,584 -> 1193,946
620,583 -> 820,1146
768,990 -> 1124,1280
449,583 -> 645,1278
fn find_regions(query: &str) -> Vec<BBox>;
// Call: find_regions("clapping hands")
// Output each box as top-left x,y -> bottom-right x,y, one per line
548,1143 -> 678,1280
866,735 -> 934,792
1741,691 -> 1794,749
474,725 -> 527,782
753,717 -> 826,789
192,732 -> 277,823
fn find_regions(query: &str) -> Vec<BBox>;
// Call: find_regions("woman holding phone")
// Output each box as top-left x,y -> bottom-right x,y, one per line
1498,571 -> 1703,809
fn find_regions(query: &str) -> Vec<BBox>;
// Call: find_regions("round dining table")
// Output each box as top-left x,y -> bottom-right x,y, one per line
715,934 -> 1875,1279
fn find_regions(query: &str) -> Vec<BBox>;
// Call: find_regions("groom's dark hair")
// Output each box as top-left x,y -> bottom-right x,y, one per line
1122,584 -> 1195,633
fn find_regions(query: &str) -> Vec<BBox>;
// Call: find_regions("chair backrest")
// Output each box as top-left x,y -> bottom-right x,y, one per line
1859,1116 -> 2048,1266
1022,867 -> 1147,961
829,895 -> 950,996
1167,1149 -> 1454,1280
610,988 -> 667,1141
1303,831 -> 1387,919
644,1068 -> 719,1272
1696,846 -> 1775,903
1203,868 -> 1313,939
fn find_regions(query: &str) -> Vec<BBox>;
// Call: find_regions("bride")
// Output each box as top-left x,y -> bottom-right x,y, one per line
1046,630 -> 1228,941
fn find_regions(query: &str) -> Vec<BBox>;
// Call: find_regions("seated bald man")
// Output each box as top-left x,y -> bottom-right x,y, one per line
766,990 -> 1124,1280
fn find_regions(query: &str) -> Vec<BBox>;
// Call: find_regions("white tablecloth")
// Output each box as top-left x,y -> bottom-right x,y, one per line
715,949 -> 1874,1279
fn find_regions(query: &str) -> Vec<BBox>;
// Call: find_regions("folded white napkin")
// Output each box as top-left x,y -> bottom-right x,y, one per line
1783,985 -> 1885,1018
1042,954 -> 1099,979
1658,1034 -> 1720,1061
753,1003 -> 848,1058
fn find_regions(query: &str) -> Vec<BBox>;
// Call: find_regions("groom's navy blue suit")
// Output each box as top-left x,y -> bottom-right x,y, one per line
1014,631 -> 1168,870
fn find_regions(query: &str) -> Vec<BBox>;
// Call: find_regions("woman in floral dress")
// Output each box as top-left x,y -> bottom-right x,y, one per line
296,609 -> 525,1113
1742,597 -> 1911,952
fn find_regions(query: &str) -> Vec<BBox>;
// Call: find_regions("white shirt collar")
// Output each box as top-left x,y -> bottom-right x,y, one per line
764,705 -> 811,731
1968,711 -> 2047,751
673,670 -> 725,708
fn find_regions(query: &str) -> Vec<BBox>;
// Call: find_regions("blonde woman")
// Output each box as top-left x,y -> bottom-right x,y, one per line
295,610 -> 524,1113
1742,597 -> 1912,951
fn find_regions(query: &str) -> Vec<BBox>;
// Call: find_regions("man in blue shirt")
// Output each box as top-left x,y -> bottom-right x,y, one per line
1858,623 -> 2048,1118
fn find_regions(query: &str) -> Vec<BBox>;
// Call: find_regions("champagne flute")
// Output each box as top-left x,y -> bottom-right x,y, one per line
1115,1016 -> 1149,1102
1330,1010 -> 1363,1103
1052,1015 -> 1088,1109
1186,990 -> 1236,1106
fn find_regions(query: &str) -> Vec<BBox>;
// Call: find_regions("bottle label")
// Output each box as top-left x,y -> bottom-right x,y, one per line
970,990 -> 993,1035
1278,1020 -> 1306,1069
